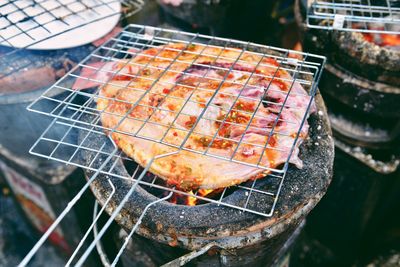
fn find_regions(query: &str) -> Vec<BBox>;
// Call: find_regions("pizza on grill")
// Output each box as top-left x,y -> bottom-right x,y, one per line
97,43 -> 315,190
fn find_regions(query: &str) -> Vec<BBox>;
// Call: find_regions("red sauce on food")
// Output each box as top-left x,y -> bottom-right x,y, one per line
214,110 -> 251,138
262,57 -> 279,66
185,116 -> 197,128
272,80 -> 288,91
235,101 -> 255,112
269,135 -> 277,147
196,137 -> 234,149
113,72 -> 132,80
264,136 -> 278,164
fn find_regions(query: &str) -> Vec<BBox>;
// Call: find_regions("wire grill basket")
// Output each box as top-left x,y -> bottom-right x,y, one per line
28,23 -> 326,213
21,24 -> 326,266
307,0 -> 400,34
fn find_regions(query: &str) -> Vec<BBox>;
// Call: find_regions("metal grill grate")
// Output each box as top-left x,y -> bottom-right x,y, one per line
21,24 -> 326,266
27,24 -> 326,213
28,24 -> 325,171
0,0 -> 144,48
307,0 -> 400,34
0,0 -> 143,80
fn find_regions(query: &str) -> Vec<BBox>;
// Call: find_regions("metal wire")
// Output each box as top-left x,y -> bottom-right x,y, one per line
307,0 -> 400,34
20,24 -> 326,266
0,0 -> 144,47
93,201 -> 112,267
0,0 -> 144,78
26,24 -> 326,217
28,24 -> 325,171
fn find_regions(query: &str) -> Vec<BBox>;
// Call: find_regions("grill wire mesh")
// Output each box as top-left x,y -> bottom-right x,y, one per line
21,24 -> 326,266
307,0 -> 400,34
0,0 -> 143,79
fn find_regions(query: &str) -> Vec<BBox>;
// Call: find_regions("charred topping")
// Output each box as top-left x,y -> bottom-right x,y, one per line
262,57 -> 280,66
216,69 -> 227,76
219,111 -> 250,124
215,111 -> 250,138
187,44 -> 196,50
235,101 -> 256,112
141,68 -> 151,76
263,95 -> 281,108
216,69 -> 234,79
272,80 -> 288,91
185,116 -> 197,128
149,94 -> 163,107
197,136 -> 234,149
113,74 -> 131,81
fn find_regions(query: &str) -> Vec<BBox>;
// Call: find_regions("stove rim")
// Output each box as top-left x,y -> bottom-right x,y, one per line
83,94 -> 334,249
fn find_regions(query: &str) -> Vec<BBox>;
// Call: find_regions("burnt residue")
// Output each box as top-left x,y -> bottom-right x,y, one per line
323,93 -> 400,148
334,139 -> 399,175
319,63 -> 400,118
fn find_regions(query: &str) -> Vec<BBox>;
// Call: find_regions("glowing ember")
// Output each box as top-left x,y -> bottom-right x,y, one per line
199,189 -> 214,196
168,188 -> 219,206
187,191 -> 197,206
353,25 -> 400,47
186,189 -> 216,206
362,32 -> 400,47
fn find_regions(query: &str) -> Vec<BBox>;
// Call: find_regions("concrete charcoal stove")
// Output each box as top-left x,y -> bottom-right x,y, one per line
294,0 -> 400,266
306,0 -> 400,86
296,0 -> 400,148
83,95 -> 333,267
296,0 -> 400,118
297,0 -> 400,146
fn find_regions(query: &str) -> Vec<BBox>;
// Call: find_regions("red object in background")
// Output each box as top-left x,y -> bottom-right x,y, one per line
92,27 -> 122,47
0,161 -> 71,253
362,32 -> 400,47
